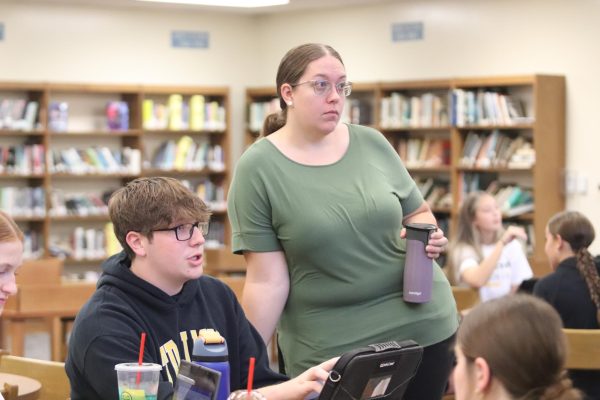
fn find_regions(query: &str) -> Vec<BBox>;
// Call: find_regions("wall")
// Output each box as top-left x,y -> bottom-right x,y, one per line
1,0 -> 599,252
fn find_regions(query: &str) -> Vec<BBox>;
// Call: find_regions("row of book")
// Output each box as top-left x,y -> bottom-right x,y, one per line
414,177 -> 452,209
461,174 -> 534,217
0,99 -> 40,131
341,99 -> 373,125
380,92 -> 449,129
248,98 -> 280,132
49,225 -> 116,261
49,190 -> 111,217
451,89 -> 532,127
143,95 -> 226,132
48,146 -> 141,175
487,183 -> 534,217
24,230 -> 44,260
397,137 -> 451,168
0,186 -> 46,217
460,130 -> 535,169
150,136 -> 225,172
0,144 -> 45,175
204,220 -> 226,249
181,179 -> 227,212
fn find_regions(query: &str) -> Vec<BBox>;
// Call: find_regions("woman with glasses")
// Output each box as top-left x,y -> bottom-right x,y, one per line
228,43 -> 458,399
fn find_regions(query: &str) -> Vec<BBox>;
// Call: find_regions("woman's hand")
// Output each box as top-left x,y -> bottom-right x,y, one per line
400,227 -> 447,259
259,357 -> 338,400
500,226 -> 528,245
425,228 -> 448,259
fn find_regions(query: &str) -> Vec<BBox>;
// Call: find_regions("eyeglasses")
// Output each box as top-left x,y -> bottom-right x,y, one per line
152,221 -> 209,241
291,80 -> 353,97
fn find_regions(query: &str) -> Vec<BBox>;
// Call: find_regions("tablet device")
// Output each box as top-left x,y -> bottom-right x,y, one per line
318,340 -> 423,400
173,360 -> 222,400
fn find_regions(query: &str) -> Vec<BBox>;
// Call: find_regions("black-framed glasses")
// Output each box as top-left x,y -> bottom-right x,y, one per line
152,221 -> 209,241
291,80 -> 353,97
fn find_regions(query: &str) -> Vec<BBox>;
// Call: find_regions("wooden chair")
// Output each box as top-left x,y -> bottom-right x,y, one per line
0,355 -> 70,400
563,328 -> 600,370
451,286 -> 480,312
0,382 -> 19,400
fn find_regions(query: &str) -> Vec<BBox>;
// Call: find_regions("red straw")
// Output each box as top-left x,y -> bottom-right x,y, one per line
246,357 -> 256,396
136,332 -> 147,385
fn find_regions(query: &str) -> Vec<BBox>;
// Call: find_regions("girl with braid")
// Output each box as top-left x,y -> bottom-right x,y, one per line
534,210 -> 600,399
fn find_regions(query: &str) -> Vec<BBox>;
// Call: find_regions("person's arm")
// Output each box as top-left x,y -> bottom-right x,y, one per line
460,226 -> 528,288
402,202 -> 448,259
242,250 -> 290,345
257,357 -> 338,400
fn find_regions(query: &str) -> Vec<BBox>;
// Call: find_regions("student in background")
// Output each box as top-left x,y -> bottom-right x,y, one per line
454,294 -> 581,400
228,43 -> 457,400
0,211 -> 22,314
449,191 -> 533,302
65,177 -> 335,400
534,210 -> 600,399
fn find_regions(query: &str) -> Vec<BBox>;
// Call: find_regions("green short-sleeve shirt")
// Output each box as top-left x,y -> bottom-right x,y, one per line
228,124 -> 458,377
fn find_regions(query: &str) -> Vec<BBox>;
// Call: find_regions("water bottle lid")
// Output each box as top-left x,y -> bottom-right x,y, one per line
192,337 -> 229,361
404,223 -> 437,243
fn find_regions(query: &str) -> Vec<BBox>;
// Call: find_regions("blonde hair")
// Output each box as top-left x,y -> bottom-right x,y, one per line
0,210 -> 24,243
448,191 -> 503,283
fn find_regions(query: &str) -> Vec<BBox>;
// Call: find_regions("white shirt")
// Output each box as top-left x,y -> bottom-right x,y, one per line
455,240 -> 533,302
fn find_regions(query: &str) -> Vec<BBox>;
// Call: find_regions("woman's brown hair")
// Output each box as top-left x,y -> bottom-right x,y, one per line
547,210 -> 600,325
261,43 -> 345,136
458,294 -> 581,400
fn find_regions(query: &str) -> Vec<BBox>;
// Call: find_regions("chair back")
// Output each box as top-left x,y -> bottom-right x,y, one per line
451,286 -> 480,312
0,355 -> 70,400
563,328 -> 600,370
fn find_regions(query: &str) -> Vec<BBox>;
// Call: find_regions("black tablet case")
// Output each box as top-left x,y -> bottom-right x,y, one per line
318,340 -> 423,400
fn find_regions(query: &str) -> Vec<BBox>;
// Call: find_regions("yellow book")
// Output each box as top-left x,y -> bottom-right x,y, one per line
105,222 -> 122,256
189,94 -> 205,131
174,135 -> 193,170
168,94 -> 183,131
142,99 -> 154,130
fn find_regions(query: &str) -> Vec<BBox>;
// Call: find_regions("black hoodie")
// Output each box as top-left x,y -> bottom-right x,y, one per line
66,251 -> 287,400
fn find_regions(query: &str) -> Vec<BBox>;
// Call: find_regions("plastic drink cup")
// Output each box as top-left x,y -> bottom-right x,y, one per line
227,390 -> 266,400
115,362 -> 162,400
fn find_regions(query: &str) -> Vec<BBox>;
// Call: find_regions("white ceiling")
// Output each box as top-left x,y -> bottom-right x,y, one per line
12,0 -> 394,14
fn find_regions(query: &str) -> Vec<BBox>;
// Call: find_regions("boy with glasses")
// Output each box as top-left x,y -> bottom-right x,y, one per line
66,176 -> 334,400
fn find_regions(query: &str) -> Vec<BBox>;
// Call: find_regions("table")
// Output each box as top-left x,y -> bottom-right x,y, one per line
0,372 -> 41,400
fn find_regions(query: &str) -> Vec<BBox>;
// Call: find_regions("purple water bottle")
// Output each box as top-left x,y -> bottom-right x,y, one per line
192,330 -> 230,400
403,222 -> 438,303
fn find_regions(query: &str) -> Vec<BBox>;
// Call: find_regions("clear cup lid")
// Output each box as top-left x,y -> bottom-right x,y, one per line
115,362 -> 162,372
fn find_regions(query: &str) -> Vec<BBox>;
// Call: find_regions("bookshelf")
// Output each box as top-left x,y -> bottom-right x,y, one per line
0,82 -> 232,277
246,75 -> 565,276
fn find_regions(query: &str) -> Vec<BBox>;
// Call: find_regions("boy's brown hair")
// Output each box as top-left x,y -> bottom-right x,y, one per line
108,177 -> 211,258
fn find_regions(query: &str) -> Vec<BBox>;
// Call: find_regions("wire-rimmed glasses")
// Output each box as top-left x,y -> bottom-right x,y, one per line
291,80 -> 353,97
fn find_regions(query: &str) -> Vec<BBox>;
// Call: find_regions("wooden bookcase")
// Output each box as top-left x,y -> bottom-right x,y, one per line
0,82 -> 232,276
246,75 -> 565,276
